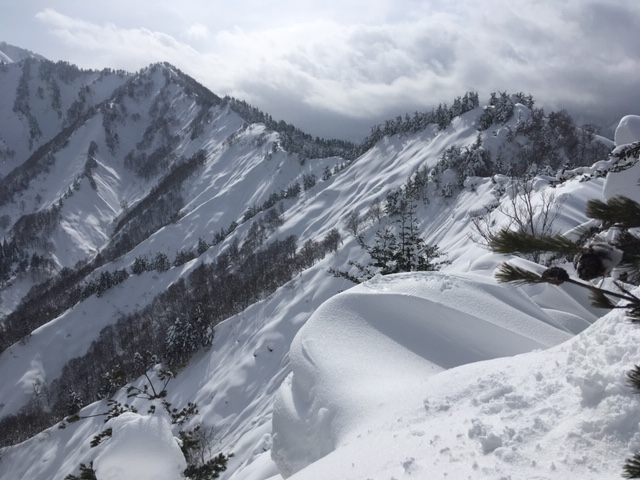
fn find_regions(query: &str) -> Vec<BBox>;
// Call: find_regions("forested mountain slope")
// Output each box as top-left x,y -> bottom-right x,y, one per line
0,45 -> 630,480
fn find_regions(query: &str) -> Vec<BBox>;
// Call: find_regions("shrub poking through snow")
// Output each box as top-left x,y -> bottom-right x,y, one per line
60,355 -> 229,480
64,462 -> 97,480
488,143 -> 640,478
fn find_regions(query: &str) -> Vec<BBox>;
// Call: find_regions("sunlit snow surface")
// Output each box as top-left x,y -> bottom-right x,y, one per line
614,115 -> 640,146
272,271 -> 574,477
268,116 -> 640,479
93,411 -> 186,480
605,115 -> 640,202
277,301 -> 640,480
1,114 -> 639,480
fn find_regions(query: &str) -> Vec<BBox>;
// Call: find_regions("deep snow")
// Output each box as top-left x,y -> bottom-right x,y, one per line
278,300 -> 640,480
0,99 -> 638,480
271,271 -> 576,477
268,115 -> 640,479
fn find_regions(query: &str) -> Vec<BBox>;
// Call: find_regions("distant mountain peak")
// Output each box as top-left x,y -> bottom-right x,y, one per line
0,42 -> 47,64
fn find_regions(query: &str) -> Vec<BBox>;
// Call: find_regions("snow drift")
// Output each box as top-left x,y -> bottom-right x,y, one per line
271,272 -> 578,477
272,274 -> 640,479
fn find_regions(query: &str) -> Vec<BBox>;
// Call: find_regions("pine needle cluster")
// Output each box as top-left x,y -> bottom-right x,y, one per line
492,193 -> 640,323
488,188 -> 640,477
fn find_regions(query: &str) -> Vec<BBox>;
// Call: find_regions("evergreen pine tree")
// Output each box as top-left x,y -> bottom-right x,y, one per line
197,237 -> 209,255
331,195 -> 448,283
395,199 -> 423,272
485,144 -> 640,477
66,389 -> 83,416
368,226 -> 399,275
153,252 -> 171,272
64,462 -> 97,480
131,255 -> 149,275
164,303 -> 213,368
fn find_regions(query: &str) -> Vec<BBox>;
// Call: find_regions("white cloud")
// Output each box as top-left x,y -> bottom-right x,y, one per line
35,8 -> 202,71
185,23 -> 210,40
32,2 -> 640,140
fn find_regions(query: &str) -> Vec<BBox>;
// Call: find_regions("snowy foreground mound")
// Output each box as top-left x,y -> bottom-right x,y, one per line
272,273 -> 640,479
92,411 -> 187,480
614,115 -> 640,146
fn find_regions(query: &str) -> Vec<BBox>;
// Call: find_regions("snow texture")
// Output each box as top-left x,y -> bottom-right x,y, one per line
0,92 -> 638,480
274,299 -> 640,480
614,115 -> 640,146
271,271 -> 573,477
93,411 -> 186,480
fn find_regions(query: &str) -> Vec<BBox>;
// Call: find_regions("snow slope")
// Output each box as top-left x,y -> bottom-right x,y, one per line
2,154 -> 623,480
267,114 -> 640,479
278,300 -> 640,480
0,55 -> 637,480
271,271 -> 574,477
0,42 -> 46,63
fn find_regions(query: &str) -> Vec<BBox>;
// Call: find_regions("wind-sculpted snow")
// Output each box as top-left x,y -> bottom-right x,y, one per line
271,272 -> 573,477
273,279 -> 640,480
614,115 -> 640,146
0,405 -> 187,480
92,411 -> 186,480
604,115 -> 640,203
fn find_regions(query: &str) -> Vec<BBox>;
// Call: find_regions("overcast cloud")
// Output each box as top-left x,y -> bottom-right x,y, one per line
2,1 -> 640,140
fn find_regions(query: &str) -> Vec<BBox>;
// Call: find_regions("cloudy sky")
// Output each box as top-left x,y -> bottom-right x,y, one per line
2,1 -> 640,140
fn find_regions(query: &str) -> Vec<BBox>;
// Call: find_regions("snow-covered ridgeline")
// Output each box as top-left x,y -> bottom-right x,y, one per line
2,135 -> 629,480
0,49 -> 638,480
269,116 -> 640,479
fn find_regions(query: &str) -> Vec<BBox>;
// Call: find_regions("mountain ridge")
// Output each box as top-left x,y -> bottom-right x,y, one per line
0,43 -> 630,480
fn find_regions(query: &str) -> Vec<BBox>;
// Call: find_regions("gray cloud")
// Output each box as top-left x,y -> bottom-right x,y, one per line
2,1 -> 637,140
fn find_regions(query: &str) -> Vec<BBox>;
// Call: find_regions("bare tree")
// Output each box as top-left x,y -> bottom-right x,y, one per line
366,198 -> 384,224
472,175 -> 565,262
183,424 -> 220,467
344,209 -> 363,239
503,177 -> 563,238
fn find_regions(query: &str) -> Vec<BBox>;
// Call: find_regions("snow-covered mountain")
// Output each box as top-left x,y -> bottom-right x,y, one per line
0,42 -> 46,64
0,44 -> 637,479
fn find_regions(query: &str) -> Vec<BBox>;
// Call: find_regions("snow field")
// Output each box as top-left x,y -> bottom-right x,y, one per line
0,101 -> 637,480
93,410 -> 187,480
271,271 -> 585,477
276,292 -> 640,480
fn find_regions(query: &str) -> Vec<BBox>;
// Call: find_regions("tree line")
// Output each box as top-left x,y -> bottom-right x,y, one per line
0,216 -> 341,448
